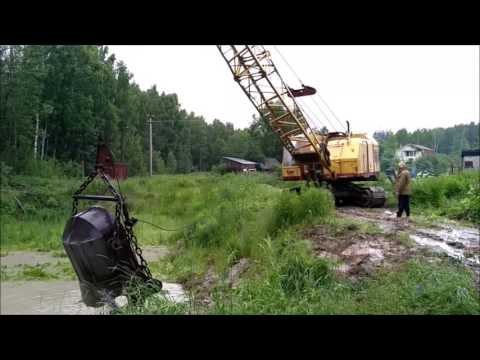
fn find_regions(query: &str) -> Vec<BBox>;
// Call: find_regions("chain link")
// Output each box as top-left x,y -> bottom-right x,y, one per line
71,171 -> 97,216
71,170 -> 155,283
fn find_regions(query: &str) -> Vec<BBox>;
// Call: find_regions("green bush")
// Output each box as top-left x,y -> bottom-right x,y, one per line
279,255 -> 334,296
414,154 -> 451,176
211,163 -> 227,175
271,187 -> 334,231
411,172 -> 477,210
22,158 -> 82,178
447,183 -> 480,223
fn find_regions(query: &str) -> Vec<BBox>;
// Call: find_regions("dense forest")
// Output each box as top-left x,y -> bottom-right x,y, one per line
0,45 -> 281,177
1,45 -> 478,177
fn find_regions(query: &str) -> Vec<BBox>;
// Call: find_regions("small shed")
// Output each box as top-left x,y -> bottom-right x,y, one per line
223,156 -> 257,172
461,149 -> 480,170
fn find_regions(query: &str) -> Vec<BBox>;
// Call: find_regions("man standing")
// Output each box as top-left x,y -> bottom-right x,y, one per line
395,162 -> 411,222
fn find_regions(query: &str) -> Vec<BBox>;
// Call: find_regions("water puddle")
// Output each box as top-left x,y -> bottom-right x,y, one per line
411,225 -> 479,267
0,245 -> 185,314
0,280 -> 188,315
0,251 -> 66,267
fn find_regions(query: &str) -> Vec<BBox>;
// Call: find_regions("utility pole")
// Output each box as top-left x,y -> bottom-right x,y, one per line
149,117 -> 153,177
34,113 -> 39,159
148,118 -> 178,175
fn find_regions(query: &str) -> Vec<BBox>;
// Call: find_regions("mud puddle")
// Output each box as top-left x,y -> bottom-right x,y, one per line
318,207 -> 480,275
304,223 -> 417,280
0,245 -> 187,314
0,251 -> 68,267
0,281 -> 188,315
411,226 -> 479,267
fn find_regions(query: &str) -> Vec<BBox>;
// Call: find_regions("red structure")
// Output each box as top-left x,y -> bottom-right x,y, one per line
95,141 -> 128,180
112,163 -> 128,180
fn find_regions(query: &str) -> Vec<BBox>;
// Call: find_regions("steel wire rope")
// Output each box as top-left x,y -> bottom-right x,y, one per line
272,45 -> 347,132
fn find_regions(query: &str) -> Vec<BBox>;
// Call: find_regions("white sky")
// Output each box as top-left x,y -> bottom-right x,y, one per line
108,45 -> 479,136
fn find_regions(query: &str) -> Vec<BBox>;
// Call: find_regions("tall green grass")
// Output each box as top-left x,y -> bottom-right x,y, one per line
210,259 -> 480,315
411,172 -> 479,223
3,172 -> 479,315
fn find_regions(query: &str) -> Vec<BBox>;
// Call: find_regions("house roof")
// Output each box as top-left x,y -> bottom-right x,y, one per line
400,144 -> 434,152
412,144 -> 434,151
223,156 -> 257,165
461,149 -> 480,157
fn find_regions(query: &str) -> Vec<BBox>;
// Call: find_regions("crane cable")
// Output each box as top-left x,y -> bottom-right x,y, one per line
300,96 -> 339,133
296,97 -> 328,132
270,45 -> 336,132
272,45 -> 347,132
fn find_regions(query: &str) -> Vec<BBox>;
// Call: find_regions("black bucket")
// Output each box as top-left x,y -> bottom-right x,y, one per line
63,206 -> 144,307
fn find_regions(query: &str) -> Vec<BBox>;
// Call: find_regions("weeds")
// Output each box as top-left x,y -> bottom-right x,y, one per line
3,172 -> 479,315
270,187 -> 334,232
411,172 -> 479,223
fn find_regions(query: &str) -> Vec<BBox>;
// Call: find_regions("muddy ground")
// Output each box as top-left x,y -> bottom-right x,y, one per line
305,207 -> 480,284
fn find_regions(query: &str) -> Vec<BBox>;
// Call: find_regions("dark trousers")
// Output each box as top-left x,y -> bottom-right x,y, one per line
397,195 -> 410,217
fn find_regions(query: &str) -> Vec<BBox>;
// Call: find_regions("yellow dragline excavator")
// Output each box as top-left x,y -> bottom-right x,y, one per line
217,45 -> 386,207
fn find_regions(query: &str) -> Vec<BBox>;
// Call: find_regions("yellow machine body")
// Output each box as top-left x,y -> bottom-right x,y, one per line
282,133 -> 380,182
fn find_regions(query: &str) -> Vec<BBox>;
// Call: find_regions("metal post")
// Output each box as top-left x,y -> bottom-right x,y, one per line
149,118 -> 153,177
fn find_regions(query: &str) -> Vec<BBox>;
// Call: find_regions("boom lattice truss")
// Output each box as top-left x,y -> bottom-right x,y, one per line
217,45 -> 331,174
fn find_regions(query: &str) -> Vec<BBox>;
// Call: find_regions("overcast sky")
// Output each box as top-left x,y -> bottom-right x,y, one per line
108,45 -> 479,136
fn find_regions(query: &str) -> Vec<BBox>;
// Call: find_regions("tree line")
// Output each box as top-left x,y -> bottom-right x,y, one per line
374,123 -> 479,175
0,45 -> 282,177
1,45 -> 477,178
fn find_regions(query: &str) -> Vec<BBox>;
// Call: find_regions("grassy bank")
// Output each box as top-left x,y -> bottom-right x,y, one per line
367,172 -> 479,225
1,172 -> 479,314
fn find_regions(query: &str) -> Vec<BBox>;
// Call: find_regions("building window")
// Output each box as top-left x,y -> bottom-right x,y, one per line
404,151 -> 416,157
464,161 -> 473,169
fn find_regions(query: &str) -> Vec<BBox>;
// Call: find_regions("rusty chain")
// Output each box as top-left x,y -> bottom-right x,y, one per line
71,170 -> 156,285
71,171 -> 97,216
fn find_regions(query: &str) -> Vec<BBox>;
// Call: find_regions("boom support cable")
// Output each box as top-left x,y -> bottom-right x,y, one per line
299,96 -> 339,133
296,97 -> 330,132
272,45 -> 347,132
217,46 -> 332,172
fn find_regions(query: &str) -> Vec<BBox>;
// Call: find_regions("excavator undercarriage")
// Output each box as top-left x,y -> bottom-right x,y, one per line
329,181 -> 386,208
299,165 -> 386,208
